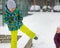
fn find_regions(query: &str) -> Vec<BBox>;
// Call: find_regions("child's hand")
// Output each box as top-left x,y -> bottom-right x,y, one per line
59,46 -> 60,48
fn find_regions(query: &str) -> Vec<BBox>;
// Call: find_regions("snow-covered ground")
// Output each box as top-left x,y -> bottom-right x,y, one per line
23,12 -> 60,48
1,12 -> 60,48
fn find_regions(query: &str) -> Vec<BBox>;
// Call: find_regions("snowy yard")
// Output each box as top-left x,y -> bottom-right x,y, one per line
0,12 -> 60,48
23,12 -> 60,48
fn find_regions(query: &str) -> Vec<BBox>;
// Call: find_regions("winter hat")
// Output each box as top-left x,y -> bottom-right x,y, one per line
7,0 -> 16,9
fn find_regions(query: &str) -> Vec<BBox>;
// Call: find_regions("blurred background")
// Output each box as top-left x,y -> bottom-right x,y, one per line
0,0 -> 60,26
0,0 -> 60,48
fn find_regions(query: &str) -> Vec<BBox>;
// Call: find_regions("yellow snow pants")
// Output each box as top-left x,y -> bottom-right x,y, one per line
10,24 -> 36,48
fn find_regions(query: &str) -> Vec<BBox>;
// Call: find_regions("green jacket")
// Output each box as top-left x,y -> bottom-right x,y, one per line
3,5 -> 23,31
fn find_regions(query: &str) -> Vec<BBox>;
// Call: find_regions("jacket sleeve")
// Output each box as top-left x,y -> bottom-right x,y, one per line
18,10 -> 23,22
3,14 -> 9,25
54,34 -> 60,47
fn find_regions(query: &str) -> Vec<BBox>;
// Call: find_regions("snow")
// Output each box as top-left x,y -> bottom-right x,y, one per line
0,35 -> 29,48
0,43 -> 10,48
48,6 -> 51,9
23,12 -> 60,48
43,5 -> 51,9
0,24 -> 10,35
0,24 -> 30,48
1,12 -> 60,48
53,5 -> 60,11
30,5 -> 40,11
17,35 -> 30,48
42,5 -> 47,9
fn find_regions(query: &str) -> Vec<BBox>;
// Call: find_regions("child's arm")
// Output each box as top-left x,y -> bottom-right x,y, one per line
3,14 -> 9,25
54,34 -> 60,48
18,10 -> 23,22
59,47 -> 60,48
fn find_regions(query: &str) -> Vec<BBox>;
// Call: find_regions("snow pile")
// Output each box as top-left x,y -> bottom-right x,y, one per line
43,5 -> 51,9
53,5 -> 60,11
30,5 -> 40,11
43,5 -> 47,9
48,6 -> 51,9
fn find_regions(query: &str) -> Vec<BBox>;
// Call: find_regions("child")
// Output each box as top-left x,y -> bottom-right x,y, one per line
3,0 -> 38,48
54,27 -> 60,48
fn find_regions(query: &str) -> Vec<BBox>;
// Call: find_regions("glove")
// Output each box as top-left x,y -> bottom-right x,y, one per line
18,16 -> 23,22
